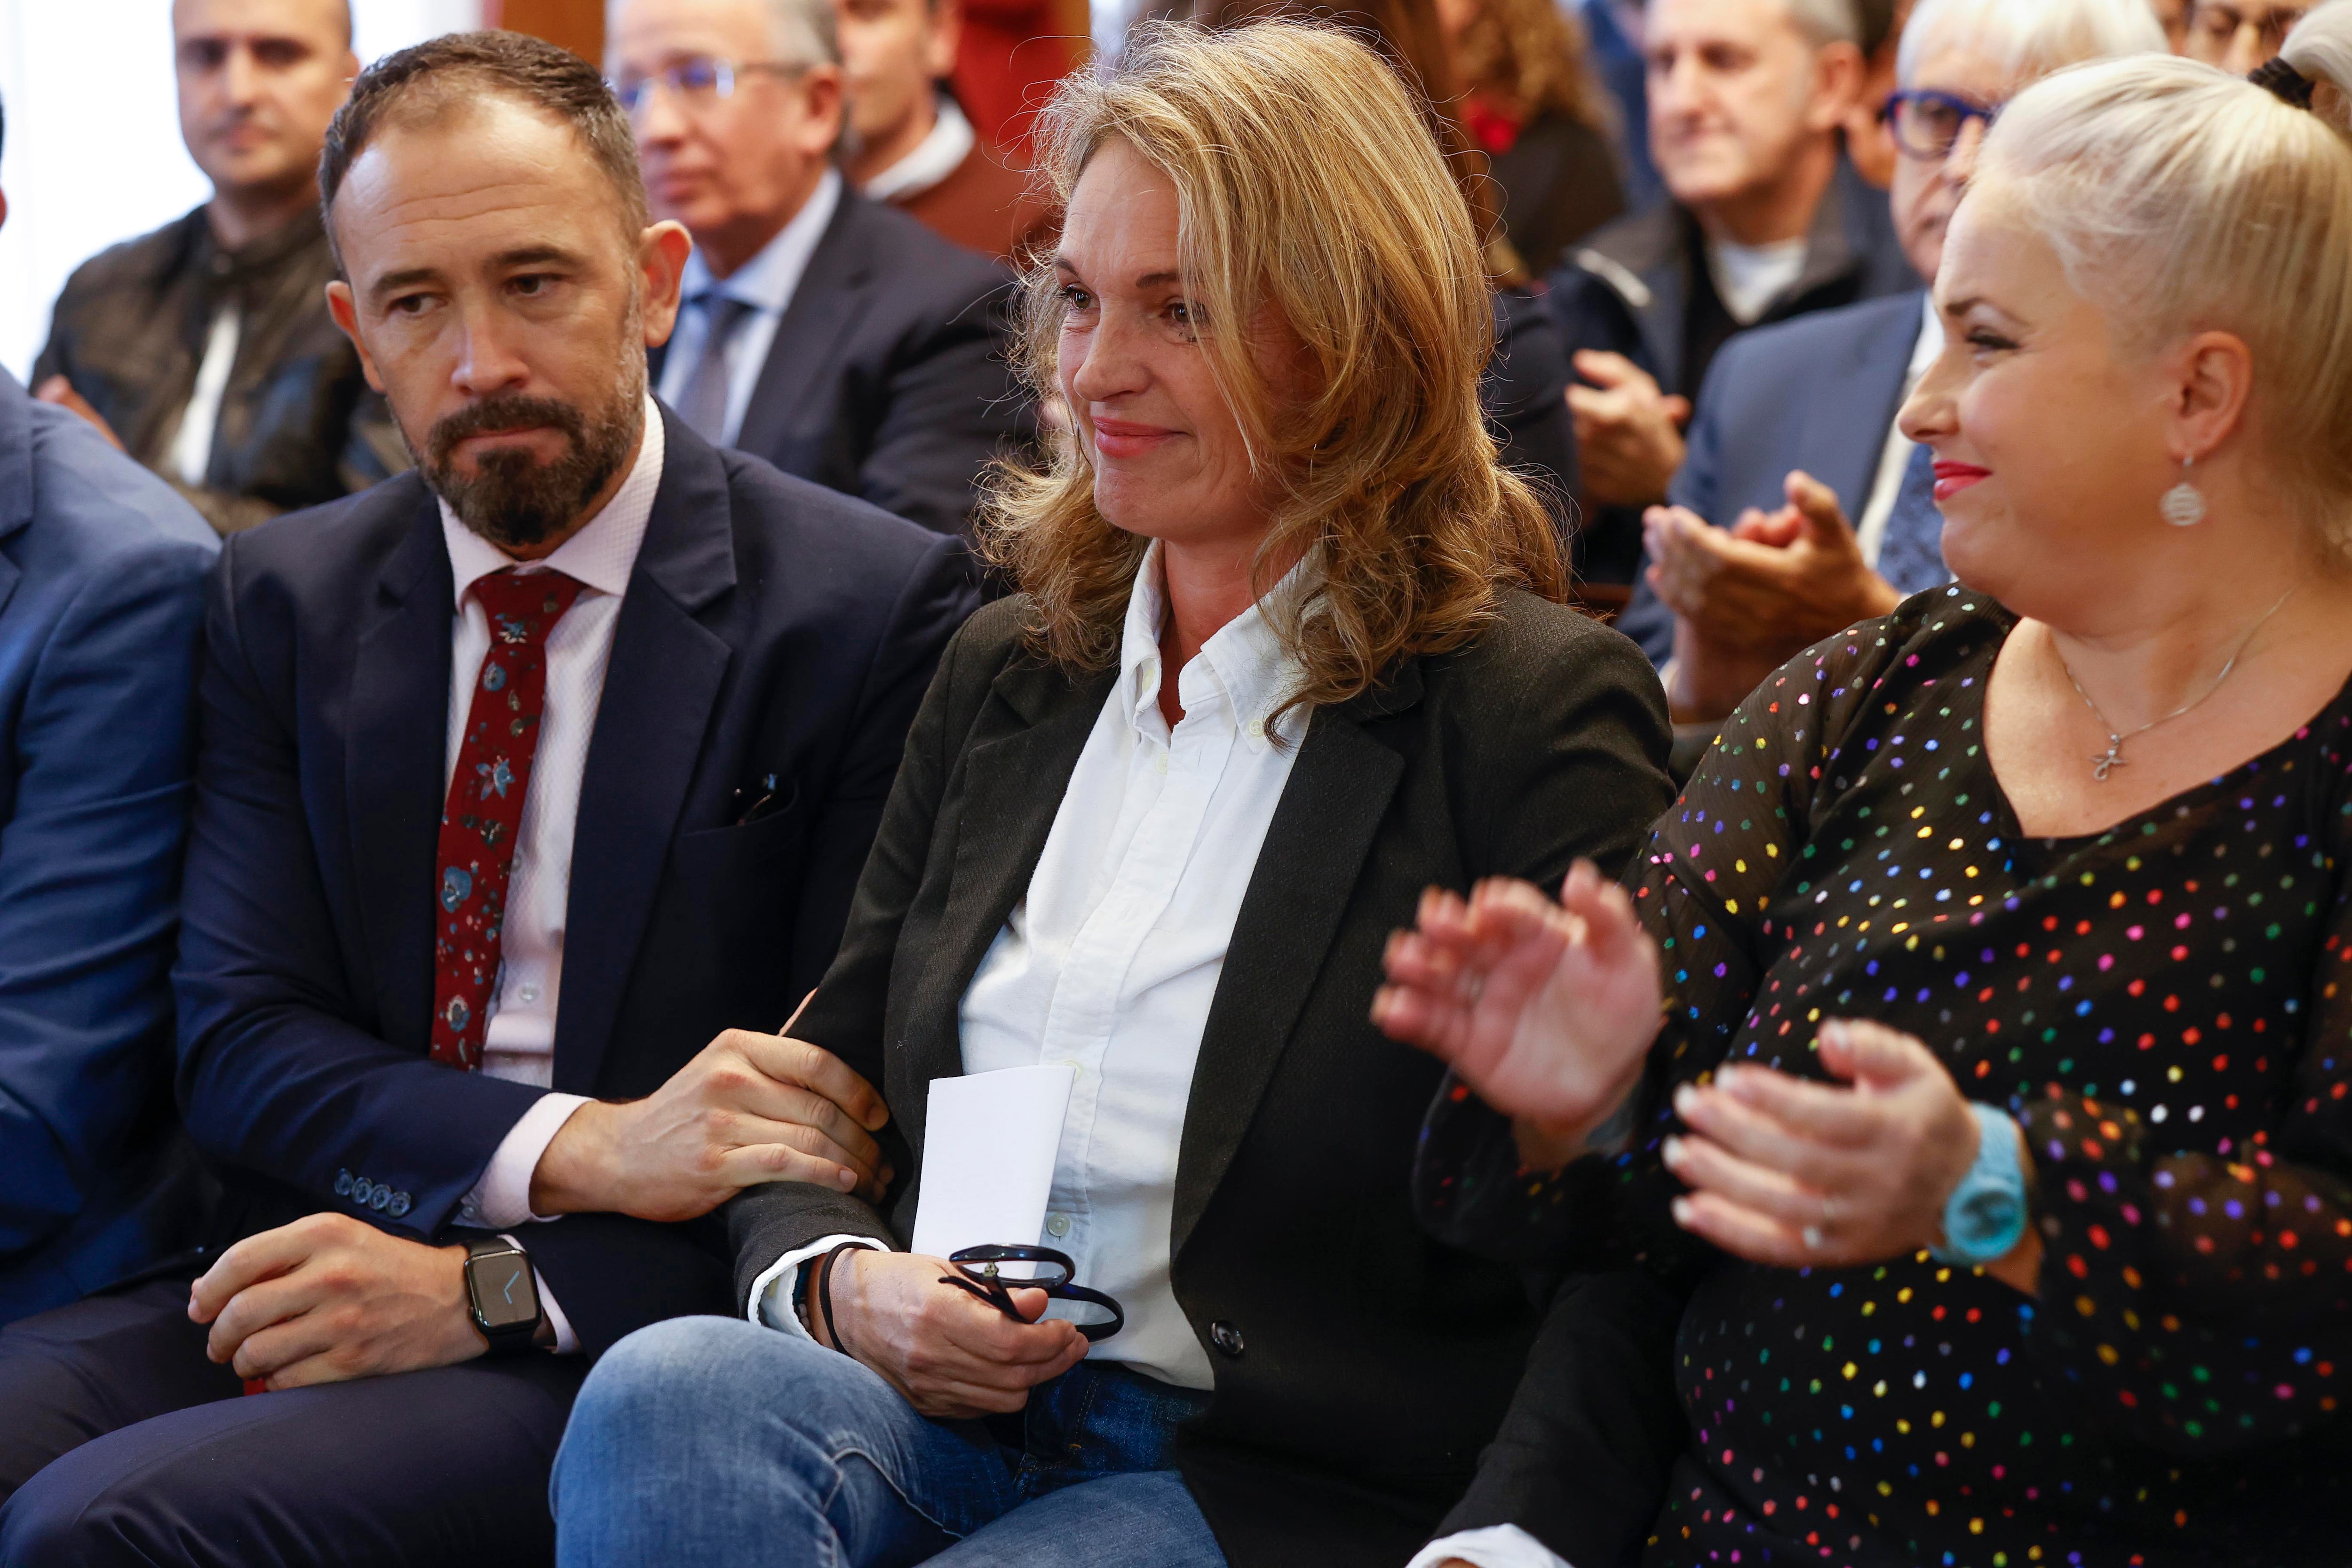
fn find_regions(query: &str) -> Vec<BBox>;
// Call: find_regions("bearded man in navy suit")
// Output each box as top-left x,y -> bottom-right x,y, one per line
0,32 -> 974,1567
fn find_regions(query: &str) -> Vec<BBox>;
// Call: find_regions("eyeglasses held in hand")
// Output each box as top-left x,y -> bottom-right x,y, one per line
941,1244 -> 1126,1343
608,56 -> 805,119
1879,88 -> 2002,162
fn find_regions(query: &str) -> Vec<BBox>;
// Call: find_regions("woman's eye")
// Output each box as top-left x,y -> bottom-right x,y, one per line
1057,284 -> 1095,310
1966,330 -> 2015,354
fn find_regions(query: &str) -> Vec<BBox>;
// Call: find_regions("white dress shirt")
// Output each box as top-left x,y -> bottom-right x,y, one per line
655,169 -> 842,447
169,303 -> 240,486
1706,236 -> 1808,326
860,95 -> 978,204
752,543 -> 1315,1393
441,397 -> 666,1351
1851,293 -> 1946,568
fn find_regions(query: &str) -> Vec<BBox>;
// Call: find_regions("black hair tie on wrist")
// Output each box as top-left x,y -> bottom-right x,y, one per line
816,1241 -> 880,1356
2252,56 -> 2317,110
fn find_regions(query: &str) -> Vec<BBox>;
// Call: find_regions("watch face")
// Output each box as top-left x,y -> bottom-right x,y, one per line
472,1251 -> 539,1330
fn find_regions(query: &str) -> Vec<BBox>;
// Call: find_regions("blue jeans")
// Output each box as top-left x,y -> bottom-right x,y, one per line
552,1315 -> 1226,1568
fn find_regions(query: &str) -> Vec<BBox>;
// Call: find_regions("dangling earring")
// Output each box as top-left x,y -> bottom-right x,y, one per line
2161,453 -> 2208,528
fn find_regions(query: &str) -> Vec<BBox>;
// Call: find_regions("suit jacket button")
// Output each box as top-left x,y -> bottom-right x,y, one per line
389,1192 -> 412,1218
351,1178 -> 374,1206
370,1186 -> 393,1211
334,1170 -> 354,1197
1209,1321 -> 1244,1359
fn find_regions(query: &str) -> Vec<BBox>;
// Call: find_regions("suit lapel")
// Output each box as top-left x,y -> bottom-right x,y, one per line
345,484 -> 456,1051
731,199 -> 878,464
553,411 -> 739,1093
1169,667 -> 1418,1258
1802,294 -> 1925,516
897,658 -> 1112,1147
0,372 -> 39,621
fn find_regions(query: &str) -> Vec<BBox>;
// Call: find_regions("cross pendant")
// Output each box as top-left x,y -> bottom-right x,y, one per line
2090,742 -> 2127,782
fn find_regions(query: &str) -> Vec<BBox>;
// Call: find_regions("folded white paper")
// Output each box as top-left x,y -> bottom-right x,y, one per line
909,1064 -> 1076,1265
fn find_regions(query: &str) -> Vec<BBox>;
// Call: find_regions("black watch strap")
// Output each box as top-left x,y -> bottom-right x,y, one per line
462,1235 -> 544,1356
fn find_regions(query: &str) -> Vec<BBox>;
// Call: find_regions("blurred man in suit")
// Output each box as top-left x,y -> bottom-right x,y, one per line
0,34 -> 974,1565
839,0 -> 1056,262
612,0 -> 1034,535
1545,0 -> 1912,584
0,107 -> 221,1334
1615,0 -> 2163,764
34,0 -> 405,533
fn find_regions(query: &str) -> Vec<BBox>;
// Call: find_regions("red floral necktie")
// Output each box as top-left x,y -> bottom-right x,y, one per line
429,568 -> 587,1070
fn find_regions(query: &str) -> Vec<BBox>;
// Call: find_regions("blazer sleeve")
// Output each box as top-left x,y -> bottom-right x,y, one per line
1612,337 -> 1739,673
727,604 -> 1001,1309
0,536 -> 213,1261
856,277 -> 1034,538
1486,290 -> 1581,513
173,537 -> 546,1241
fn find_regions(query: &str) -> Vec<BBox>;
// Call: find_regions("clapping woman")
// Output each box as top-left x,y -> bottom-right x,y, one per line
1379,15 -> 2352,1566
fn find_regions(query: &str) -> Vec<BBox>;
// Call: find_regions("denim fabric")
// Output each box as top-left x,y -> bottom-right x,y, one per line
553,1315 -> 1224,1568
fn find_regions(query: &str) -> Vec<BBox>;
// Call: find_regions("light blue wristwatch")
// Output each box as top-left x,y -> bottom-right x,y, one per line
1931,1102 -> 2030,1267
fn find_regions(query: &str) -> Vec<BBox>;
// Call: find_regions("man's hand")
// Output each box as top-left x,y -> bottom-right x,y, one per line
530,1029 -> 892,1223
1646,471 -> 1903,723
1567,351 -> 1691,508
189,1213 -> 484,1391
816,1250 -> 1089,1419
33,376 -> 127,452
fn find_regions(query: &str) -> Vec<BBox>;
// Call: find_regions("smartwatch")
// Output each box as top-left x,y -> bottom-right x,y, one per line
1932,1102 -> 2032,1267
462,1235 -> 545,1356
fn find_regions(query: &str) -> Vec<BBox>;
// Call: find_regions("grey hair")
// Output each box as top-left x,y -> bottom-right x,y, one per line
1898,0 -> 2166,88
603,0 -> 841,68
1781,0 -> 1864,48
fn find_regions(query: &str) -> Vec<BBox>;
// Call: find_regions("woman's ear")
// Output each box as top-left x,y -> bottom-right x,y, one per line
2168,329 -> 2255,466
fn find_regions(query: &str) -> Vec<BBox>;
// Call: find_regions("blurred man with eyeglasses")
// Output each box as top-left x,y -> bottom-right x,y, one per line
609,0 -> 1033,537
2181,0 -> 2309,68
32,0 -> 405,535
1606,0 -> 2162,772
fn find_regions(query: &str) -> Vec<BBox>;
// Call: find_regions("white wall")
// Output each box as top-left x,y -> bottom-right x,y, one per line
0,0 -> 483,380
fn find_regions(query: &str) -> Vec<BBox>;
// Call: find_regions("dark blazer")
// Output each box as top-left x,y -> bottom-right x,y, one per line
0,369 -> 217,1326
727,589 -> 1676,1567
1616,289 -> 1928,667
1490,288 -> 1582,513
171,407 -> 979,1358
1487,111 -> 1627,279
1542,158 -> 1914,583
650,192 -> 1033,537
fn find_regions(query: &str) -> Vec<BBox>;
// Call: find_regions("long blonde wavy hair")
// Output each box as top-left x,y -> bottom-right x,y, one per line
978,19 -> 1569,719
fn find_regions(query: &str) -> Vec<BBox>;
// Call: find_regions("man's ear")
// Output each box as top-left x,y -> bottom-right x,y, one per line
2167,329 -> 2255,470
802,64 -> 848,154
324,278 -> 387,392
927,0 -> 965,82
1805,40 -> 1869,131
638,220 -> 695,350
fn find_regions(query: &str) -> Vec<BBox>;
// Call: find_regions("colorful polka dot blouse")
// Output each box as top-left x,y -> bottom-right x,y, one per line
1416,590 -> 2352,1567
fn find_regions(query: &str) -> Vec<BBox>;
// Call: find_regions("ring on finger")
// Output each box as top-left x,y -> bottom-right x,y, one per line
1802,1225 -> 1825,1250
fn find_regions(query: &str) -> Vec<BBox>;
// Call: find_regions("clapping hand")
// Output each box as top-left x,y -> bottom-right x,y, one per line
1567,352 -> 1691,509
1373,862 -> 1662,1168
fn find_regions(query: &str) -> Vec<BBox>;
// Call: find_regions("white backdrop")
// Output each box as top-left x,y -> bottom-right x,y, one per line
0,0 -> 483,380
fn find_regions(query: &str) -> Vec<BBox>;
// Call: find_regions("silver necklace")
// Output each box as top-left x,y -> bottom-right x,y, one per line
2057,586 -> 2298,782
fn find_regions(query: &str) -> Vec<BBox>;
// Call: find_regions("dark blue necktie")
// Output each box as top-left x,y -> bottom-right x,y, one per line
676,294 -> 753,447
1875,441 -> 1952,598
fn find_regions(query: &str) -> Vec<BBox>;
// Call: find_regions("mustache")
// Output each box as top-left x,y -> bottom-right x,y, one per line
426,395 -> 589,469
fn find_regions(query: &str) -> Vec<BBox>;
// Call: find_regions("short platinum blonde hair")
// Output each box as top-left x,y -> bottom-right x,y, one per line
1897,0 -> 2166,86
604,0 -> 840,68
1973,5 -> 2352,534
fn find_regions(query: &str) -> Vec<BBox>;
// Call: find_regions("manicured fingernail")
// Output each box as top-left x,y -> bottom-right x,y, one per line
1673,1084 -> 1701,1120
1661,1135 -> 1685,1167
1671,1196 -> 1697,1228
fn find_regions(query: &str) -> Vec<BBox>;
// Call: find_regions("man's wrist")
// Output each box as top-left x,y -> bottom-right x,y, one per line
528,1099 -> 618,1215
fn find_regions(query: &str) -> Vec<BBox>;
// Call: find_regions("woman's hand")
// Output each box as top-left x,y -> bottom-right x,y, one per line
1665,1019 -> 2040,1292
817,1250 -> 1089,1419
1374,861 -> 1663,1165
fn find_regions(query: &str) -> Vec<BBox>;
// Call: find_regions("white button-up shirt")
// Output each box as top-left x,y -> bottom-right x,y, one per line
752,543 -> 1313,1392
440,398 -> 665,1351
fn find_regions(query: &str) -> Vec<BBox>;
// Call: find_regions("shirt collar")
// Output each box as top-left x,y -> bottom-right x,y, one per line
860,96 -> 978,204
678,167 -> 843,316
439,393 -> 665,607
1909,290 -> 1946,377
1117,539 -> 1318,749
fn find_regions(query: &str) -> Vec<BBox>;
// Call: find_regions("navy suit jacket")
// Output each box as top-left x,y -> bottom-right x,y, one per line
652,192 -> 1032,538
0,368 -> 218,1325
171,406 -> 978,1357
1617,289 -> 1927,666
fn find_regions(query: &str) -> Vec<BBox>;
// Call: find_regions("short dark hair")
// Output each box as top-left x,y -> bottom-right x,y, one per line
318,31 -> 649,273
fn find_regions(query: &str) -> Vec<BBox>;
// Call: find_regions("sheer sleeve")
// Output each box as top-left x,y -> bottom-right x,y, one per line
1418,618 -> 1908,1270
2015,858 -> 2352,1456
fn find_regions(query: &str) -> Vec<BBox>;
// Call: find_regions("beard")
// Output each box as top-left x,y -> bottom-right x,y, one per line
413,341 -> 647,553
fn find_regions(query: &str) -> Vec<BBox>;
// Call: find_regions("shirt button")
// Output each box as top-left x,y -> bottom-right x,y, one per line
1245,717 -> 1266,740
517,984 -> 540,1004
1209,1321 -> 1245,1359
1045,1213 -> 1072,1239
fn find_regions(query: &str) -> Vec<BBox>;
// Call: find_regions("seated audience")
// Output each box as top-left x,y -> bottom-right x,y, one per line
1438,0 -> 1627,276
0,33 -> 975,1564
840,0 -> 1058,261
1382,20 -> 2352,1565
612,0 -> 1034,535
33,0 -> 403,534
550,21 -> 1674,1567
1619,0 -> 2162,750
0,124 -> 221,1332
2183,0 -> 2311,68
1551,0 -> 1914,586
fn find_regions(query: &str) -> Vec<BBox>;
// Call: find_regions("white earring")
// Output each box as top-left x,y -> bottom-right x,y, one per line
2161,454 -> 2208,528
